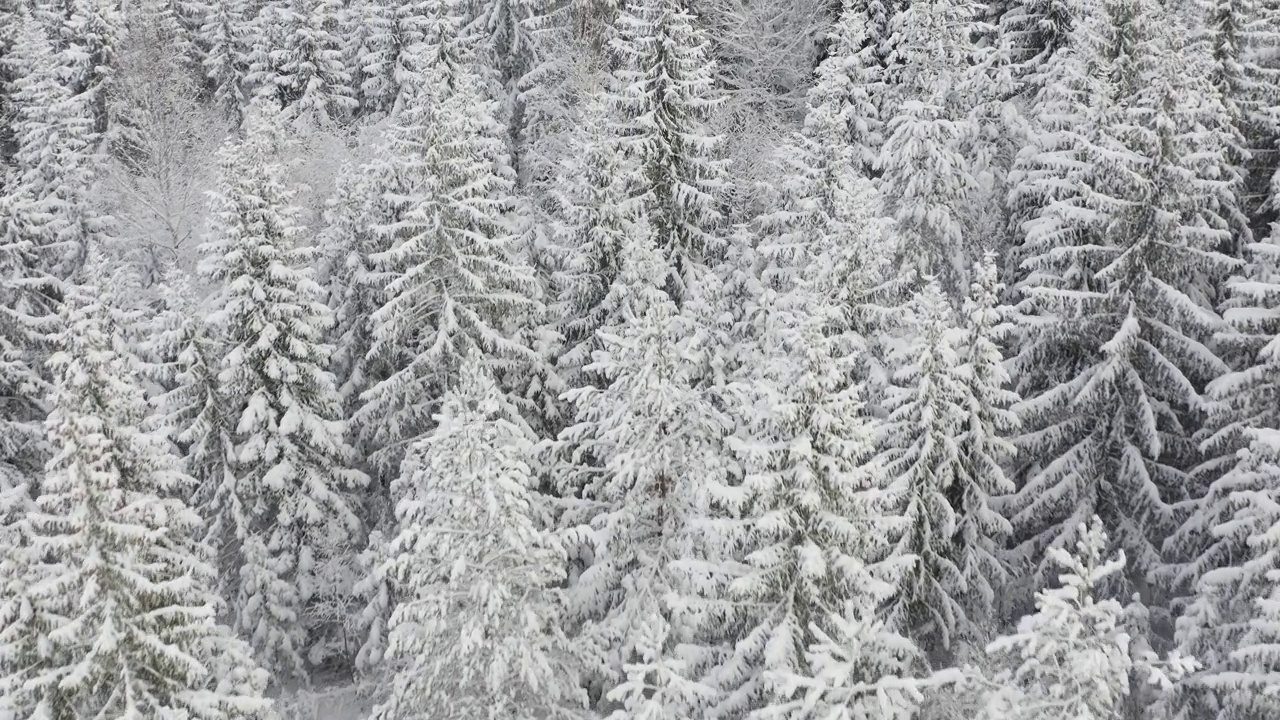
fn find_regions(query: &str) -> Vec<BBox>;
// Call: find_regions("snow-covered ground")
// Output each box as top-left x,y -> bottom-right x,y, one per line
278,684 -> 373,720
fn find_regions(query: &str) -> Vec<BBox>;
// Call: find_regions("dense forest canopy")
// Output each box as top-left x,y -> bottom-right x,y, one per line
0,0 -> 1278,717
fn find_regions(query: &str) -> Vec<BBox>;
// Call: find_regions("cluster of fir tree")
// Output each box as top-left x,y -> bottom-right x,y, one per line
0,5 -> 279,715
5,0 -> 1280,715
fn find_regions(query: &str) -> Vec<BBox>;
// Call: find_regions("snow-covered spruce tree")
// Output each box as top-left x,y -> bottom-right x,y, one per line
951,252 -> 1018,643
139,276 -> 190,389
0,190 -> 58,481
882,0 -> 984,120
201,103 -> 367,684
1007,0 -> 1235,605
322,166 -> 384,438
241,0 -> 284,101
542,120 -> 652,588
997,0 -> 1075,96
874,280 -> 970,661
0,12 -> 98,480
557,233 -> 731,717
606,0 -> 728,305
324,153 -> 465,672
1002,0 -> 1108,274
516,0 -> 607,171
1163,38 -> 1254,291
58,0 -> 126,137
958,38 -> 1024,280
709,221 -> 915,718
347,0 -> 428,115
350,527 -> 392,680
877,99 -> 975,299
355,0 -> 540,481
373,351 -> 584,720
5,11 -> 102,281
336,0 -> 377,114
193,0 -> 252,124
0,204 -> 55,479
267,0 -> 356,126
0,0 -> 19,149
875,0 -> 988,298
547,92 -> 642,395
842,0 -> 897,70
977,518 -> 1195,720
148,292 -> 237,542
0,9 -> 14,115
756,57 -> 898,395
326,149 -> 423,483
0,79 -> 45,661
756,598 -> 960,720
465,0 -> 539,137
7,11 -> 90,199
801,0 -> 884,179
695,220 -> 761,392
1191,0 -> 1280,250
1163,220 -> 1280,718
0,450 -> 34,707
505,190 -> 570,444
0,282 -> 273,720
1214,455 -> 1280,720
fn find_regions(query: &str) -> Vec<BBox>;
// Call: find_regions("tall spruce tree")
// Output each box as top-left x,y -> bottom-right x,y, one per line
1002,0 -> 1108,276
201,103 -> 366,683
876,0 -> 986,297
874,280 -> 969,659
951,252 -> 1018,644
801,0 -> 883,177
763,33 -> 896,348
268,0 -> 356,125
1220,481 -> 1280,718
59,0 -> 126,137
348,0 -> 428,115
0,0 -> 19,159
374,351 -> 584,720
1167,209 -> 1280,719
710,212 -> 912,718
877,100 -> 975,297
6,11 -> 101,280
978,518 -> 1194,720
0,11 -> 95,480
0,281 -> 273,720
194,0 -> 252,124
882,0 -> 984,118
606,0 -> 727,304
465,0 -> 539,143
321,167 -> 380,416
354,0 -> 540,481
1008,0 -> 1234,608
149,290 -> 234,522
1192,0 -> 1280,250
547,93 -> 641,395
0,179 -> 56,479
557,233 -> 730,718
997,0 -> 1075,96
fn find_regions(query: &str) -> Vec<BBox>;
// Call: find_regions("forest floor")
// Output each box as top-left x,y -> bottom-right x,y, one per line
278,681 -> 372,720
